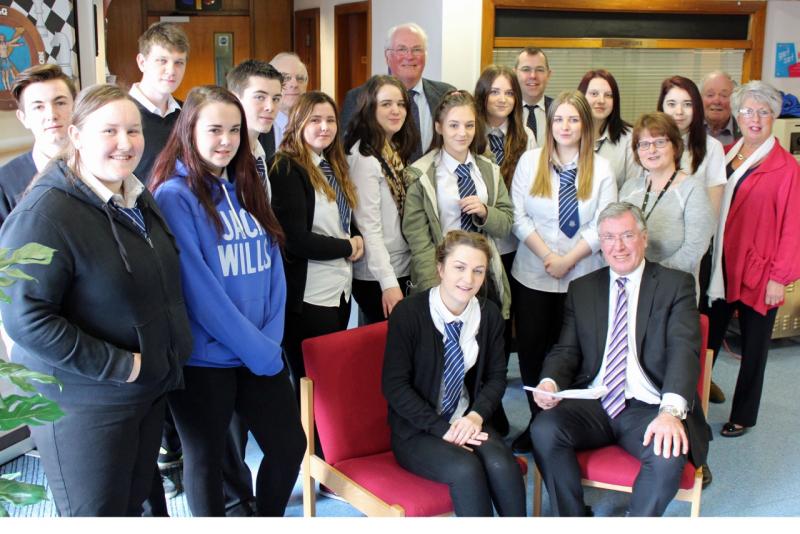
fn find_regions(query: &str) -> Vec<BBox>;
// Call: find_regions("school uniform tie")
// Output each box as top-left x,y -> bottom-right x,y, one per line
455,163 -> 478,233
408,89 -> 423,163
488,132 -> 505,166
255,155 -> 267,180
320,159 -> 351,233
441,320 -> 465,421
111,202 -> 148,239
601,277 -> 629,419
558,167 -> 580,238
525,104 -> 539,140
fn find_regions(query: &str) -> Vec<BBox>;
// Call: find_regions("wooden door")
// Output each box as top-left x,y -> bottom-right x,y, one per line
334,1 -> 370,107
294,8 -> 320,92
147,15 -> 251,101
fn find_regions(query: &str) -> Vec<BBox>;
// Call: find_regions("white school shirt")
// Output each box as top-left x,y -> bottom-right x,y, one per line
595,128 -> 643,189
273,111 -> 289,149
347,141 -> 411,290
510,149 -> 617,293
435,150 -> 489,234
681,134 -> 727,188
429,286 -> 480,424
410,79 -> 434,154
303,152 -> 353,307
522,97 -> 547,147
585,261 -> 688,412
129,83 -> 181,117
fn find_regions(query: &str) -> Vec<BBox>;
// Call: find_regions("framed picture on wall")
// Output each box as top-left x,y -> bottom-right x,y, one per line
176,0 -> 222,11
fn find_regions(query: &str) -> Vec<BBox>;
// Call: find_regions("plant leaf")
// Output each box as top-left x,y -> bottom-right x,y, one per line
7,243 -> 56,266
0,268 -> 35,281
0,394 -> 65,431
0,477 -> 48,506
0,362 -> 62,393
1,473 -> 21,481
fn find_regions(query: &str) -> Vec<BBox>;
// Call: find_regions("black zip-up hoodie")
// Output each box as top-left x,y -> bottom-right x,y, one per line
0,160 -> 193,404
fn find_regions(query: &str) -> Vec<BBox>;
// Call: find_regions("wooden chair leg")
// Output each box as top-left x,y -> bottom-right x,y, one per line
533,465 -> 543,517
300,378 -> 317,517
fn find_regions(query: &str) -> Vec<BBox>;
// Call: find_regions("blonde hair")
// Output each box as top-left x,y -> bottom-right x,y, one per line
530,90 -> 595,201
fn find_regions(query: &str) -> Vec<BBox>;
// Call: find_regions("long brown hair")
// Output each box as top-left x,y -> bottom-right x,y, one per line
577,69 -> 631,144
272,91 -> 357,208
531,90 -> 596,201
474,65 -> 528,189
657,76 -> 707,174
429,90 -> 484,156
149,85 -> 284,245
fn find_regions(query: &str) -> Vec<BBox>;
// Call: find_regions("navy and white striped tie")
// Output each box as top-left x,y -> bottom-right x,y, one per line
320,159 -> 351,233
441,320 -> 465,421
114,203 -> 148,239
488,132 -> 504,166
455,163 -> 478,232
558,167 -> 580,238
255,155 -> 267,180
601,277 -> 629,419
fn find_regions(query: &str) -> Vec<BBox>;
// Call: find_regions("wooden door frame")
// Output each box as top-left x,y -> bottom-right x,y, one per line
334,1 -> 372,103
295,8 -> 321,91
480,0 -> 767,81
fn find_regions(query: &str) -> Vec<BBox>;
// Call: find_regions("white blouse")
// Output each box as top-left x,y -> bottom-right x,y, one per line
680,134 -> 727,188
595,128 -> 643,189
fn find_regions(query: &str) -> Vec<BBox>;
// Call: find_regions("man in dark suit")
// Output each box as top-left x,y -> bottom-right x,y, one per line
339,22 -> 454,162
514,47 -> 553,147
530,202 -> 711,517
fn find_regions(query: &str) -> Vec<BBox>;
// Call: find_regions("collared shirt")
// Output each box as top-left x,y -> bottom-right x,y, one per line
510,149 -> 617,293
410,79 -> 433,154
303,151 -> 352,307
522,97 -> 547,147
586,261 -> 688,413
79,164 -> 145,209
129,83 -> 181,118
595,128 -> 643,189
273,111 -> 289,148
705,116 -> 738,147
680,133 -> 727,188
435,150 -> 489,234
486,122 -> 535,152
252,140 -> 272,199
429,286 -> 480,423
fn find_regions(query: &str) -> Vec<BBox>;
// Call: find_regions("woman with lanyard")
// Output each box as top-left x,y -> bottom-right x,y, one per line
343,75 -> 418,324
619,112 -> 713,288
151,85 -> 305,516
269,91 -> 363,397
382,230 -> 526,517
0,84 -> 193,516
508,90 -> 616,454
578,69 -> 642,189
706,81 -> 800,438
472,65 -> 534,435
402,90 -> 513,319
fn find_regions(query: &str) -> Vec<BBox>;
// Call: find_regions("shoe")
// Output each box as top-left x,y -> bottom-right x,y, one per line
162,474 -> 178,499
511,428 -> 533,454
319,484 -> 346,502
157,446 -> 183,470
708,381 -> 726,404
721,422 -> 747,437
702,464 -> 712,489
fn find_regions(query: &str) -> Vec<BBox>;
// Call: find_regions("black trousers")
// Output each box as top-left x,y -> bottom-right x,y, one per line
168,366 -> 305,517
707,299 -> 778,427
531,398 -> 687,517
352,276 -> 410,325
221,412 -> 255,512
392,427 -> 526,517
31,395 -> 166,516
512,280 -> 567,416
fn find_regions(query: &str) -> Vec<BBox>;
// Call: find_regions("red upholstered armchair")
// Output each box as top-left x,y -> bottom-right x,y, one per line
532,314 -> 713,517
300,321 -> 527,517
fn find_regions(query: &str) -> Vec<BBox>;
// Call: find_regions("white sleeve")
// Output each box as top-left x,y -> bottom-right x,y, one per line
702,137 -> 727,188
511,149 -> 538,242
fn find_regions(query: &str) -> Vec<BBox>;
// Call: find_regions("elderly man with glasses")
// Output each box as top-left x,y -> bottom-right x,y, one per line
340,22 -> 455,163
269,52 -> 310,148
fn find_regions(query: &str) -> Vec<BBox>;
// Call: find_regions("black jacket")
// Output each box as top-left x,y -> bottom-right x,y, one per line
382,290 -> 507,441
0,160 -> 193,404
268,155 -> 360,314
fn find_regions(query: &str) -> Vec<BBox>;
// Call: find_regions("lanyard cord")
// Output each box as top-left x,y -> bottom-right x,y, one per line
641,169 -> 678,220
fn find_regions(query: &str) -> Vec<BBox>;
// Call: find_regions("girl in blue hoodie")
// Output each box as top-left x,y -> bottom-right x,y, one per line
150,85 -> 304,517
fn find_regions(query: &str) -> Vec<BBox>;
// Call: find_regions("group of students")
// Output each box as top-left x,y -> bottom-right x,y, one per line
0,19 -> 797,518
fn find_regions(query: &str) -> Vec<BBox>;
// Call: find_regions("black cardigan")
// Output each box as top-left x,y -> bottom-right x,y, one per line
382,290 -> 507,441
268,155 -> 359,313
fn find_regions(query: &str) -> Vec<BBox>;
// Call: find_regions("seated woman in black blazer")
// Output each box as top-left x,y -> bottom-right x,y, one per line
382,230 -> 526,517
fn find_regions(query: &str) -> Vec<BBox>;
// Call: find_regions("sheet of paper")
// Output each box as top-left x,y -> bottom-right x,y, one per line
523,385 -> 608,400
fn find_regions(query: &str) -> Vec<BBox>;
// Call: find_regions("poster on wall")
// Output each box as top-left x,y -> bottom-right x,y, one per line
775,42 -> 800,78
0,0 -> 79,110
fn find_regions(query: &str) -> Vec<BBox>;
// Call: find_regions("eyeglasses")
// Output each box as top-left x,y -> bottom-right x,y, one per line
636,138 -> 670,151
599,232 -> 639,245
738,108 -> 772,119
517,66 -> 549,75
281,73 -> 308,84
388,46 -> 425,57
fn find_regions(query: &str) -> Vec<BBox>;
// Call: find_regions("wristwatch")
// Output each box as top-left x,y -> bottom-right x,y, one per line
659,405 -> 687,420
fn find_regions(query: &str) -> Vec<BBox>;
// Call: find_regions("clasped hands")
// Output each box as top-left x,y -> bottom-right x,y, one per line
348,235 -> 364,261
442,411 -> 487,452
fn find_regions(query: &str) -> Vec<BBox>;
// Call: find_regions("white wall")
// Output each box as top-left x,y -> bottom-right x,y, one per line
440,0 -> 483,90
762,0 -> 800,95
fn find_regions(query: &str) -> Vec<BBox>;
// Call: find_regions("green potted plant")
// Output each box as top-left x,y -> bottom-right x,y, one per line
0,242 -> 62,517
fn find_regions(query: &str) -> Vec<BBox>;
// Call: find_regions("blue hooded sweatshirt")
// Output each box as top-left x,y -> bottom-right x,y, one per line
153,161 -> 285,376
